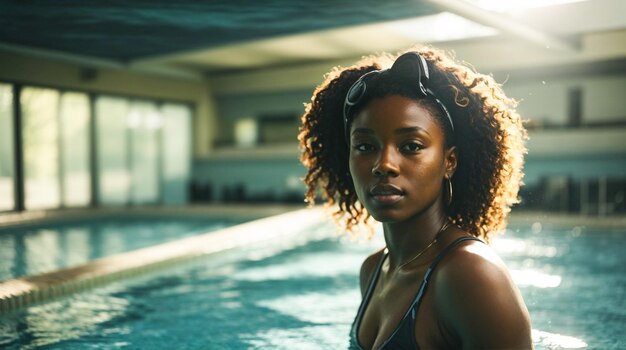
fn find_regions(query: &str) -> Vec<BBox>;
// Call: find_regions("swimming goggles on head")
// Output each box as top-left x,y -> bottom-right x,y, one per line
342,52 -> 454,143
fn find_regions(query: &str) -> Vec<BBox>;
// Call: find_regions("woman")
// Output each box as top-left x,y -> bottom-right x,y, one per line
299,47 -> 532,349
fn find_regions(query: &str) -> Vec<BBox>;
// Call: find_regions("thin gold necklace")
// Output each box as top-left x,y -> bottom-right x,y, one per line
397,221 -> 451,269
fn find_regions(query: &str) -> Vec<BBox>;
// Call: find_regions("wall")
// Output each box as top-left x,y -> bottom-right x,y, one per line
505,74 -> 626,126
194,58 -> 626,206
193,148 -> 305,202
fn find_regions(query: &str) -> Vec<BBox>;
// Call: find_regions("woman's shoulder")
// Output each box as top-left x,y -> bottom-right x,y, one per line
434,235 -> 516,304
359,247 -> 386,297
439,235 -> 507,278
437,234 -> 519,290
432,235 -> 532,348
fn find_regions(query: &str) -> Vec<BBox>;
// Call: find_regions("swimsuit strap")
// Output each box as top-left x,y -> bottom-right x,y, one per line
377,236 -> 484,349
351,248 -> 389,343
351,236 -> 485,350
410,236 -> 484,316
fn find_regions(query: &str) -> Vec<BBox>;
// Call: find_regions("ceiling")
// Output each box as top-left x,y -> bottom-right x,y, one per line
0,0 -> 443,61
1,0 -> 625,78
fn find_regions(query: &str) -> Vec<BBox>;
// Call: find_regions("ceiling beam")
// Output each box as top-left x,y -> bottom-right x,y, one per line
424,0 -> 579,52
0,42 -> 204,82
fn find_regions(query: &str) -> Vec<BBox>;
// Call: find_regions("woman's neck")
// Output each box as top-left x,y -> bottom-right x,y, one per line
383,203 -> 449,270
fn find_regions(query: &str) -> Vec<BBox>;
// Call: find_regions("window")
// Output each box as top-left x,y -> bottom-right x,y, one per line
161,103 -> 192,204
21,87 -> 61,210
0,83 -> 14,211
60,92 -> 91,206
3,86 -> 193,211
95,96 -> 130,205
128,101 -> 160,204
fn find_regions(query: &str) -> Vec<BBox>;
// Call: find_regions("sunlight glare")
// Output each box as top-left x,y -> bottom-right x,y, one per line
510,269 -> 562,288
532,329 -> 588,349
466,0 -> 589,14
385,12 -> 497,43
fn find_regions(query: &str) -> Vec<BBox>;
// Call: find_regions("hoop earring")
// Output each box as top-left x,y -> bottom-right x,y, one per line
446,177 -> 453,206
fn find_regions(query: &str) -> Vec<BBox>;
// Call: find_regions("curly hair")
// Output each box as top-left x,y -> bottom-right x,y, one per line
298,46 -> 527,242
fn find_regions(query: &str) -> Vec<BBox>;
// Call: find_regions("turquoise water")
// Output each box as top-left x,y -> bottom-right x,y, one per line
0,216 -> 241,281
0,222 -> 624,349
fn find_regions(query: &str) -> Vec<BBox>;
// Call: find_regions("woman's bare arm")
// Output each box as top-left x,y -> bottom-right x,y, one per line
435,242 -> 533,349
359,249 -> 385,297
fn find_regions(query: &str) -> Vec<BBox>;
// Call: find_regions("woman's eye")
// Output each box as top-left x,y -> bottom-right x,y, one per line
401,142 -> 423,152
353,143 -> 374,152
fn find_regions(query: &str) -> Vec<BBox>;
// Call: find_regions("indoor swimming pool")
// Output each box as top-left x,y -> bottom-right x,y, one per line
0,217 -> 624,349
0,216 -> 242,280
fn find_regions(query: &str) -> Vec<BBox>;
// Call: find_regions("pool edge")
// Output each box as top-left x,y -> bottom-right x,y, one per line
0,206 -> 331,315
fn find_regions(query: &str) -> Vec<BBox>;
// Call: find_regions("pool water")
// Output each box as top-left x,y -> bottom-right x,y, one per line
0,216 -> 241,280
0,223 -> 624,349
498,224 -> 625,349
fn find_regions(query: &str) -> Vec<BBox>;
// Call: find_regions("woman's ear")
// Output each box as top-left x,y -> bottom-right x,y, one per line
445,146 -> 458,178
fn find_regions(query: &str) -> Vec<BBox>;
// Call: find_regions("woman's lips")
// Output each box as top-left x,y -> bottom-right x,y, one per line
370,184 -> 404,205
371,193 -> 404,205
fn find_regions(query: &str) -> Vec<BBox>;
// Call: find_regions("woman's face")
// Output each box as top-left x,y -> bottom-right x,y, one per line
348,95 -> 456,223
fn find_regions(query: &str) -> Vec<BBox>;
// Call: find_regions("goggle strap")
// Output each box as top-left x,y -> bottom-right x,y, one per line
343,53 -> 455,142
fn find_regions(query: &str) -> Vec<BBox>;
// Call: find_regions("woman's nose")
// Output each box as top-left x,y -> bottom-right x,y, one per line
372,146 -> 400,177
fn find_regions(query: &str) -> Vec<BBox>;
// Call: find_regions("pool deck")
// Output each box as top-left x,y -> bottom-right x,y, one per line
0,204 -> 309,230
507,210 -> 626,229
0,205 -> 624,315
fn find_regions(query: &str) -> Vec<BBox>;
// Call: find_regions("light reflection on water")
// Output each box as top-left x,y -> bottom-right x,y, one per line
0,223 -> 623,349
510,269 -> 562,288
532,330 -> 588,349
64,229 -> 90,267
0,217 -> 237,280
24,230 -> 61,279
492,236 -> 559,257
0,291 -> 130,349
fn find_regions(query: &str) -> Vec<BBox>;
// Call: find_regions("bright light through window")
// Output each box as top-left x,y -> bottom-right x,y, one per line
235,118 -> 258,147
385,12 -> 497,43
465,0 -> 589,13
0,83 -> 14,211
